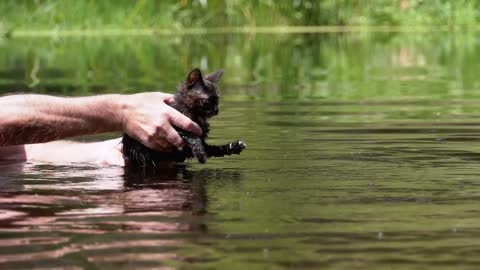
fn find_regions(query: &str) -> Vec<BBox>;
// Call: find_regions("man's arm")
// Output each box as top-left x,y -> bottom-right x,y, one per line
0,93 -> 202,151
0,94 -> 120,145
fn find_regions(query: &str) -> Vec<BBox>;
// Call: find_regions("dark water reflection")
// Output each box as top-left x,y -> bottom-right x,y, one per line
0,162 -> 242,268
2,32 -> 480,269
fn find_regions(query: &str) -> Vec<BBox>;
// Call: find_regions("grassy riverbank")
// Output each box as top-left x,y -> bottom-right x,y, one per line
1,0 -> 479,37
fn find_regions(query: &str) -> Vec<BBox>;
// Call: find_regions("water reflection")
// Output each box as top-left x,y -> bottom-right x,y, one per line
0,161 -> 242,268
2,32 -> 479,101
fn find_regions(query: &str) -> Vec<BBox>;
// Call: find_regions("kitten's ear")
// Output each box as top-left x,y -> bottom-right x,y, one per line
186,68 -> 203,88
205,70 -> 224,83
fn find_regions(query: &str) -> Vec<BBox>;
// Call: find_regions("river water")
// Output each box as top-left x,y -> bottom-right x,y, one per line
1,32 -> 480,269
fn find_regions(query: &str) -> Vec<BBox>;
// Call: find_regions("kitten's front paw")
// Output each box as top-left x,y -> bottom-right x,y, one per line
230,140 -> 246,154
193,151 -> 208,164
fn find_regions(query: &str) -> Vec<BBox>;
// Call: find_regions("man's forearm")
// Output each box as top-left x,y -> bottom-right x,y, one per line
0,94 -> 123,145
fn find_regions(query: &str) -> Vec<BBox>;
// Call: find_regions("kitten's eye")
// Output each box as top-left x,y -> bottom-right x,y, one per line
201,98 -> 211,107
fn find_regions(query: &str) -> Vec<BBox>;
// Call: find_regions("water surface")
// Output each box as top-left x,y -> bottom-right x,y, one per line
1,32 -> 480,269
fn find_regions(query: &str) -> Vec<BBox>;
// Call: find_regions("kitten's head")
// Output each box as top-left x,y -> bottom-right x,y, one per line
178,68 -> 223,118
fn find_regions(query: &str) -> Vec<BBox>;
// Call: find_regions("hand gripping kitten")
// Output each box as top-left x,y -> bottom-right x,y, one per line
122,69 -> 246,166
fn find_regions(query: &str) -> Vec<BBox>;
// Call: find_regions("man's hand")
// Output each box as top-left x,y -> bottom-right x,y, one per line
0,93 -> 201,149
119,93 -> 202,152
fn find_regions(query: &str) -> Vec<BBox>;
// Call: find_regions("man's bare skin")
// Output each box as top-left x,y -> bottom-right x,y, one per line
0,139 -> 125,166
0,93 -> 203,166
28,139 -> 125,165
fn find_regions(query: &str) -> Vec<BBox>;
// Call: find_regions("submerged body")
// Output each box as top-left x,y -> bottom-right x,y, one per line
122,69 -> 246,166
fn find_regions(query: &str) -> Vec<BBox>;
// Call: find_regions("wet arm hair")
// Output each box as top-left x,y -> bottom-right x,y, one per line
0,94 -> 122,146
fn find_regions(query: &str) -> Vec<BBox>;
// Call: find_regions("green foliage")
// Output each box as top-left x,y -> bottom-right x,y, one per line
0,0 -> 480,32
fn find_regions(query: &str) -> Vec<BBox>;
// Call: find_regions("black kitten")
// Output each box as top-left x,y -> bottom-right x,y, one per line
122,69 -> 246,166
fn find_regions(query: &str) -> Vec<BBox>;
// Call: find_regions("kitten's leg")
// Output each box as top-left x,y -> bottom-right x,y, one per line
205,140 -> 246,158
179,132 -> 208,163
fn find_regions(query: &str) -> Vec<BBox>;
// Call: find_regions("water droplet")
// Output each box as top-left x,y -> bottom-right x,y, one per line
263,248 -> 270,258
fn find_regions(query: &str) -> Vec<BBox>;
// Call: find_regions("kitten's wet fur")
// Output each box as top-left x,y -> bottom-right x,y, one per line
122,68 -> 246,166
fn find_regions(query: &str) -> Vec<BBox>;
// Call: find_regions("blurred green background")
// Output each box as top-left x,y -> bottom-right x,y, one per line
1,0 -> 479,31
0,0 -> 479,101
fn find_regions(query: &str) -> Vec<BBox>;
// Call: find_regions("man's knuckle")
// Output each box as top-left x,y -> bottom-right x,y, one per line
157,122 -> 169,133
174,118 -> 184,127
146,133 -> 156,143
144,128 -> 158,141
168,133 -> 181,145
187,121 -> 196,129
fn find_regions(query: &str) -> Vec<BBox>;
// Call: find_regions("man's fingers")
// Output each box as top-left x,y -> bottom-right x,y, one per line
153,141 -> 175,152
163,96 -> 176,105
144,137 -> 175,152
162,95 -> 202,135
167,107 -> 202,136
164,124 -> 185,147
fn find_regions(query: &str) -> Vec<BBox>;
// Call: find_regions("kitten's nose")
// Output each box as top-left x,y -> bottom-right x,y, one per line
213,108 -> 219,115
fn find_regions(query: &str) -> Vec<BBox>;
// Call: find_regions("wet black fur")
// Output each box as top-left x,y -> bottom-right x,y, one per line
122,68 -> 246,166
